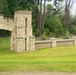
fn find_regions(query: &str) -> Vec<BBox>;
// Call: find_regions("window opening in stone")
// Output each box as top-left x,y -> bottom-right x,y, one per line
25,38 -> 26,50
25,18 -> 27,35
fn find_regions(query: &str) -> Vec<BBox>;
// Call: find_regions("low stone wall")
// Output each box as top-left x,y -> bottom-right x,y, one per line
35,38 -> 76,49
35,40 -> 52,49
56,39 -> 75,47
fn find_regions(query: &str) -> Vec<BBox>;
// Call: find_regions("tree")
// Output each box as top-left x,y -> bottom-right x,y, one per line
45,15 -> 64,37
37,0 -> 52,33
0,0 -> 4,14
53,0 -> 63,16
2,0 -> 11,17
46,4 -> 53,16
63,0 -> 74,28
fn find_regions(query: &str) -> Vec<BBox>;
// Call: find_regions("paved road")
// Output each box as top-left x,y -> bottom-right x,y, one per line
0,72 -> 76,75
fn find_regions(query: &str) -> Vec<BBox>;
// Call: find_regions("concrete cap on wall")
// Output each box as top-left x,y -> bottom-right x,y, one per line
50,38 -> 56,40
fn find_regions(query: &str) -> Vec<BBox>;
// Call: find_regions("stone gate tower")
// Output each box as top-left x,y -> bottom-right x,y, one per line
11,10 -> 35,52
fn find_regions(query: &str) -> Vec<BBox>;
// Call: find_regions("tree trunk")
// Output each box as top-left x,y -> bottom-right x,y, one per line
39,0 -> 43,31
41,0 -> 46,33
64,0 -> 73,28
37,0 -> 40,29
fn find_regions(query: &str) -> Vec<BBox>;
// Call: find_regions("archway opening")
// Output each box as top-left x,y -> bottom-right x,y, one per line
0,29 -> 12,53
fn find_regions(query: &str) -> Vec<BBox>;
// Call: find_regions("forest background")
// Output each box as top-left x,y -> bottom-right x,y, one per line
0,0 -> 76,39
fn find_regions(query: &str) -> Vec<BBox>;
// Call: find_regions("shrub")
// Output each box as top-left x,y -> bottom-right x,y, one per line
63,30 -> 70,39
41,31 -> 47,40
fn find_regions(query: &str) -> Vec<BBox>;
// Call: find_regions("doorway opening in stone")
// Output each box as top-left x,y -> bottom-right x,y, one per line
0,29 -> 11,53
25,38 -> 26,50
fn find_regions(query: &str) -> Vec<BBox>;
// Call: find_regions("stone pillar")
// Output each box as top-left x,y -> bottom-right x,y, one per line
26,37 -> 30,51
50,38 -> 56,47
29,36 -> 35,51
10,33 -> 13,51
10,32 -> 15,51
72,37 -> 76,45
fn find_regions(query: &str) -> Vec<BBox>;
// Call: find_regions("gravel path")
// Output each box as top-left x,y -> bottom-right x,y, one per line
0,71 -> 76,75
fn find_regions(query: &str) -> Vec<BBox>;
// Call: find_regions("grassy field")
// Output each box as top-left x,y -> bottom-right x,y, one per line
0,37 -> 76,72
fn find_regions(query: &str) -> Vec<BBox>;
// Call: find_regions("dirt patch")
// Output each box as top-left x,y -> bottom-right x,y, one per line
0,71 -> 76,75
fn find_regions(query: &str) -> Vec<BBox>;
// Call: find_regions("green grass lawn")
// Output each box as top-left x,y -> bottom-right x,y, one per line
0,37 -> 76,72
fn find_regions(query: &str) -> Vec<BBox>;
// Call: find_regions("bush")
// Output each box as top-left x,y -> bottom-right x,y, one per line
45,15 -> 64,37
63,30 -> 70,39
49,32 -> 55,37
70,26 -> 76,35
41,31 -> 47,40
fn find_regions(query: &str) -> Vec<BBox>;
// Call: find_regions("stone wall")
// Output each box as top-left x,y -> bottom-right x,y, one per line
56,39 -> 75,47
35,38 -> 76,49
35,40 -> 52,49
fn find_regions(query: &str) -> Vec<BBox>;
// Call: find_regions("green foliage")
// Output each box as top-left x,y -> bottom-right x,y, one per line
63,30 -> 70,39
34,28 -> 41,36
2,0 -> 10,17
53,0 -> 63,15
49,32 -> 55,37
44,28 -> 50,36
45,15 -> 64,37
32,19 -> 41,36
46,4 -> 53,15
0,0 -> 4,14
69,16 -> 76,35
70,26 -> 76,35
14,6 -> 24,11
41,31 -> 47,40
